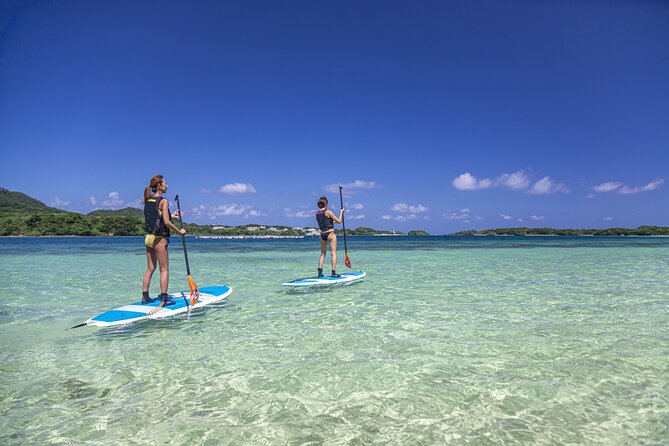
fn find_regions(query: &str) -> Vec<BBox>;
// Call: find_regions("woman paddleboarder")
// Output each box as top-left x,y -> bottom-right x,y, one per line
316,196 -> 344,277
142,174 -> 186,305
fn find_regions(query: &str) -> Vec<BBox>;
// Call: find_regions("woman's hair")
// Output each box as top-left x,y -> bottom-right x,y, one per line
144,174 -> 164,203
317,196 -> 328,209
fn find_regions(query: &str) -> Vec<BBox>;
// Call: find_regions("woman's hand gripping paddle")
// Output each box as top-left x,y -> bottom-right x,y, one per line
339,186 -> 351,268
175,195 -> 200,307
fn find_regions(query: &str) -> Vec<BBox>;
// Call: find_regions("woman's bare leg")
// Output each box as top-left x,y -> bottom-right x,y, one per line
319,238 -> 327,269
329,233 -> 337,272
154,238 -> 169,294
143,247 -> 157,292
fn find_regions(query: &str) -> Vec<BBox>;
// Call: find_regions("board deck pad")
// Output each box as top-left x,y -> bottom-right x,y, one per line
282,271 -> 366,287
79,285 -> 233,327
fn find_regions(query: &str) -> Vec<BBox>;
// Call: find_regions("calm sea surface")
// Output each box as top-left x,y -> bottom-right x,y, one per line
0,236 -> 667,444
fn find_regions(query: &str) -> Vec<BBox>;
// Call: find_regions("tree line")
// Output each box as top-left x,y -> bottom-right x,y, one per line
0,214 -> 411,237
451,226 -> 669,236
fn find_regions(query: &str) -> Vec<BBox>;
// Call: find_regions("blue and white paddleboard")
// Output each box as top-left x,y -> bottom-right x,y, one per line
282,271 -> 366,287
75,285 -> 233,328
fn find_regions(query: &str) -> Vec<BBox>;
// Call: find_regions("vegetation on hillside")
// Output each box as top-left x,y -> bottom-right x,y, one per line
0,188 -> 65,215
0,188 -> 408,236
87,207 -> 144,218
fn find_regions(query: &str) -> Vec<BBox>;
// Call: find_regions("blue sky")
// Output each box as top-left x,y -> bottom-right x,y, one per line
1,0 -> 667,233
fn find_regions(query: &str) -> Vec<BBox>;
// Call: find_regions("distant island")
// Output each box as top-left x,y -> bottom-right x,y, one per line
452,226 -> 669,236
3,188 -> 667,237
0,187 -> 408,237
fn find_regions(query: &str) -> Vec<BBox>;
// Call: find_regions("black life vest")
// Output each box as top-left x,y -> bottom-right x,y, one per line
316,209 -> 334,231
144,196 -> 171,237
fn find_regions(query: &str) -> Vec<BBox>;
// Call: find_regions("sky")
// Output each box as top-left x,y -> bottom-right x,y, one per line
1,0 -> 668,234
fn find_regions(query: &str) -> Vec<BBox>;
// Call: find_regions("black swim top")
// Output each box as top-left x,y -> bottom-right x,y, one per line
144,196 -> 171,237
316,209 -> 334,231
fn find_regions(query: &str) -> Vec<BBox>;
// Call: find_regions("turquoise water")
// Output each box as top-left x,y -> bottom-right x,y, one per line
1,236 -> 667,444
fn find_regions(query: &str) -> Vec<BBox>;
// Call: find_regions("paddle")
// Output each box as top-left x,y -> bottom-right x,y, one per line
338,186 -> 351,268
175,195 -> 200,307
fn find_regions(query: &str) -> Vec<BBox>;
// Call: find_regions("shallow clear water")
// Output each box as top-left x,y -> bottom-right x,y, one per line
1,236 -> 668,444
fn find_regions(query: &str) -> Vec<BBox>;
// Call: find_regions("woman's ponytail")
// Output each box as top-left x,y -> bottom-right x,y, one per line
143,186 -> 152,203
144,174 -> 164,203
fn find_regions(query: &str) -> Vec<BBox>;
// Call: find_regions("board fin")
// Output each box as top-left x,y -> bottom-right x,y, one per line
69,322 -> 88,329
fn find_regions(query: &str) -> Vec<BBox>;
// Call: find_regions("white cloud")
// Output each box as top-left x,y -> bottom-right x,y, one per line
352,203 -> 364,210
453,172 -> 493,191
348,214 -> 365,220
529,176 -> 569,194
200,188 -> 213,195
592,178 -> 663,195
384,203 -> 429,222
500,214 -> 513,220
245,209 -> 266,218
642,178 -> 664,191
531,215 -> 544,221
324,180 -> 380,194
191,206 -> 205,218
443,208 -> 482,223
192,204 -> 258,219
128,199 -> 143,208
593,182 -> 623,193
443,210 -> 470,220
497,171 -> 531,190
102,192 -> 124,208
391,203 -> 428,213
603,217 -> 613,221
89,196 -> 98,206
211,204 -> 251,216
454,170 -> 568,194
284,208 -> 314,218
619,178 -> 664,194
618,185 -> 641,194
381,214 -> 418,222
52,196 -> 70,207
219,182 -> 256,195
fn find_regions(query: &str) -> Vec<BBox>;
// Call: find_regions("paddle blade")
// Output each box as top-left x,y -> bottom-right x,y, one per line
188,275 -> 200,306
345,252 -> 351,268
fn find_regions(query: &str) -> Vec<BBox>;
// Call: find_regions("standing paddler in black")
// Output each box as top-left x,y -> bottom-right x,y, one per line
316,196 -> 344,277
142,174 -> 186,306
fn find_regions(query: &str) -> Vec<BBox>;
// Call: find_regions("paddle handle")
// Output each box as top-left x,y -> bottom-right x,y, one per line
175,195 -> 191,276
338,186 -> 348,253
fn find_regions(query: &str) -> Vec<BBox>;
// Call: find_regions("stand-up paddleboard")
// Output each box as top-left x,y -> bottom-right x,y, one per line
282,271 -> 366,287
72,285 -> 233,328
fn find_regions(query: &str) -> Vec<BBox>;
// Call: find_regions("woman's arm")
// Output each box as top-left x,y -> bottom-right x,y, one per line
326,209 -> 344,224
161,200 -> 186,235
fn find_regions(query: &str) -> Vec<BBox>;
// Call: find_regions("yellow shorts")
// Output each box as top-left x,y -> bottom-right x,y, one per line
144,234 -> 164,248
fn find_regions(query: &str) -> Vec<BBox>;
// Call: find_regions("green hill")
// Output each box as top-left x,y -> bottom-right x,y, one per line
88,207 -> 143,218
0,188 -> 409,237
0,187 -> 65,216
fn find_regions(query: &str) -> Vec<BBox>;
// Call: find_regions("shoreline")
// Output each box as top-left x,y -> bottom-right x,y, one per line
3,234 -> 669,239
196,235 -> 306,239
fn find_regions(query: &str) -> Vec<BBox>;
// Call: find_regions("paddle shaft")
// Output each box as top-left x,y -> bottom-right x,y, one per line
338,186 -> 348,253
174,195 -> 191,276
